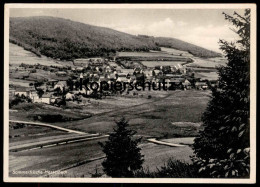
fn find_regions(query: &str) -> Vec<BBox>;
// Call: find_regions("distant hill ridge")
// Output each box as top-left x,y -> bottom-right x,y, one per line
10,16 -> 221,60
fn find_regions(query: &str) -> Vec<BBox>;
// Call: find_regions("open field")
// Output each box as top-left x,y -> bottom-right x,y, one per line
116,51 -> 190,61
197,72 -> 219,81
188,57 -> 227,68
9,68 -> 70,82
9,125 -> 68,143
160,47 -> 194,57
141,61 -> 186,67
117,51 -> 177,58
52,142 -> 193,178
47,90 -> 211,138
10,103 -> 92,130
9,79 -> 34,88
10,90 -> 210,139
9,43 -> 72,67
9,135 -> 193,178
9,137 -> 107,177
10,90 -> 210,138
9,87 -> 209,178
9,132 -> 89,147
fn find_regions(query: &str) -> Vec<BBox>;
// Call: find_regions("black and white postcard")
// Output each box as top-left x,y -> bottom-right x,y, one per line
3,3 -> 256,183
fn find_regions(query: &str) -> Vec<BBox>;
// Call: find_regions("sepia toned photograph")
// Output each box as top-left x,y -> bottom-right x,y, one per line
4,3 -> 256,183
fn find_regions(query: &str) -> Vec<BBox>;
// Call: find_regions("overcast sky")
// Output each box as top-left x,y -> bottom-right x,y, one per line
10,8 -> 245,53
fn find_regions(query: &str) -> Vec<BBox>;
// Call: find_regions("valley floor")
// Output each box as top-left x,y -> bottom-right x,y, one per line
9,89 -> 209,177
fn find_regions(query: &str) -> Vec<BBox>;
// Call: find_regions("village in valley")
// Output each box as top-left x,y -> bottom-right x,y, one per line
9,50 -> 219,107
9,42 -> 226,177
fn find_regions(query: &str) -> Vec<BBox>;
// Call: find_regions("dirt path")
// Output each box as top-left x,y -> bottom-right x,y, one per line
147,138 -> 186,147
9,120 -> 87,134
10,134 -> 108,152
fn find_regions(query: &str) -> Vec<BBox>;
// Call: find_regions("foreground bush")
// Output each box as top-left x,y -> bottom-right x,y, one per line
134,159 -> 200,178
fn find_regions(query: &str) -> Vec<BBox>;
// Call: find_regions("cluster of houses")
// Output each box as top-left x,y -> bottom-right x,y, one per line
10,87 -> 53,104
10,57 -> 217,106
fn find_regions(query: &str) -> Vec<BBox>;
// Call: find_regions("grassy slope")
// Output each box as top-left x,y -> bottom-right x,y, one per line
10,16 -> 221,60
154,37 -> 222,58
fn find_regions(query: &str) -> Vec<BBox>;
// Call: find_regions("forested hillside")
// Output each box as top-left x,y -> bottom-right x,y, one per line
10,17 -> 160,60
10,16 -> 221,60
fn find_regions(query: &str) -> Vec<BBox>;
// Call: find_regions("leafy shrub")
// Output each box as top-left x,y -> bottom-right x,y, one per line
9,97 -> 23,108
192,148 -> 250,178
134,159 -> 200,178
9,95 -> 32,108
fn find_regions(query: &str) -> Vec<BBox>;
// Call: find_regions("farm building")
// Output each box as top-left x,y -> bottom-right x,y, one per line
48,79 -> 59,87
182,79 -> 192,89
75,67 -> 84,72
31,92 -> 51,104
105,66 -> 112,73
143,70 -> 153,77
107,74 -> 116,80
117,72 -> 127,77
195,82 -> 208,90
129,75 -> 136,82
41,94 -> 51,104
165,74 -> 175,78
153,70 -> 161,76
50,95 -> 59,103
121,69 -> 135,75
14,87 -> 35,97
74,59 -> 90,67
89,60 -> 104,67
171,66 -> 179,72
117,77 -> 130,83
56,71 -> 67,76
29,90 -> 39,102
54,81 -> 67,90
65,92 -> 75,101
169,78 -> 185,89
